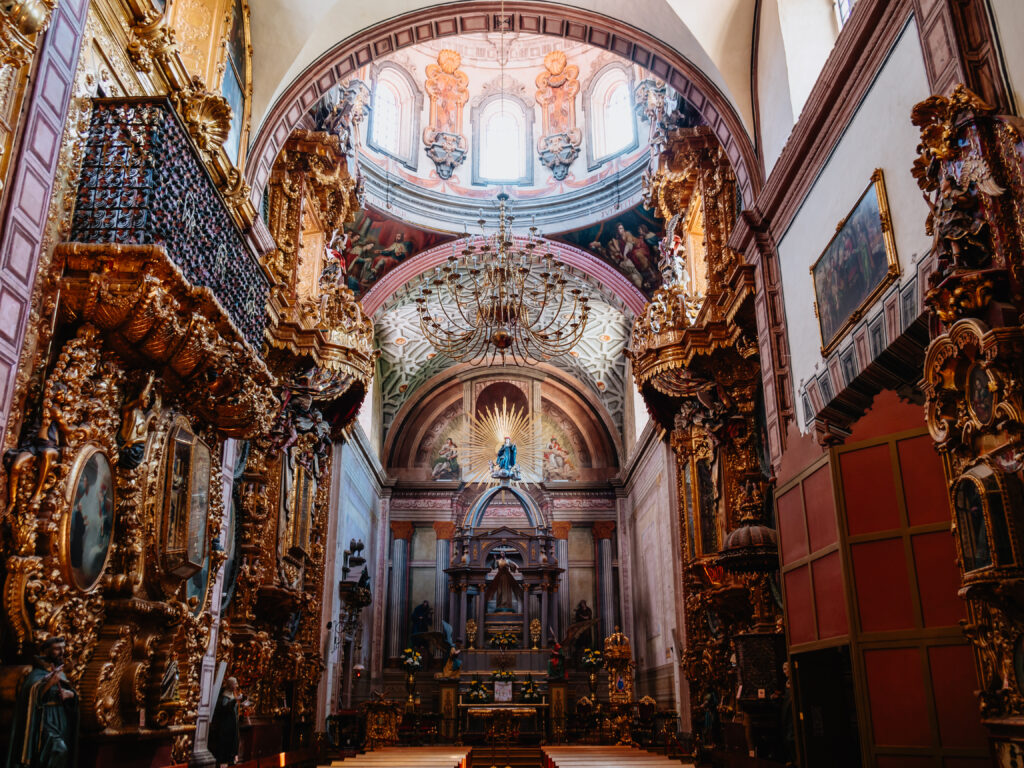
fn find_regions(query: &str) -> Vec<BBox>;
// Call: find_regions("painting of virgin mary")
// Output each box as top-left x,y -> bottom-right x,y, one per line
69,450 -> 115,590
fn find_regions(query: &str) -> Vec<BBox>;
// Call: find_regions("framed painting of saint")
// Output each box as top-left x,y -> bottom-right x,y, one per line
65,445 -> 115,591
161,423 -> 212,579
811,169 -> 900,355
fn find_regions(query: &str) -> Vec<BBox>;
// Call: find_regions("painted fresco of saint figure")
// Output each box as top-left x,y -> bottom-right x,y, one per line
431,438 -> 459,480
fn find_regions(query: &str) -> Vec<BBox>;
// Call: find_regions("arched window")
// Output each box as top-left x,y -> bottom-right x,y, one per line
371,81 -> 401,155
367,63 -> 421,170
834,0 -> 856,26
584,64 -> 638,170
471,93 -> 533,186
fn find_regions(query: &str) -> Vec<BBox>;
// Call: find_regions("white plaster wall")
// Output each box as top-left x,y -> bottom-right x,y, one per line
757,0 -> 796,175
990,0 -> 1024,114
777,0 -> 839,117
777,18 -> 933,432
624,436 -> 685,712
317,429 -> 382,719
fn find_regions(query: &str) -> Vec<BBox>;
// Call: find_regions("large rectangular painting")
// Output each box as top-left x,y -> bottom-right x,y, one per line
811,169 -> 899,354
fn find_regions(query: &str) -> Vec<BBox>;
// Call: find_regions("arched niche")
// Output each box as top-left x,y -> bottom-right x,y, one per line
384,363 -> 622,482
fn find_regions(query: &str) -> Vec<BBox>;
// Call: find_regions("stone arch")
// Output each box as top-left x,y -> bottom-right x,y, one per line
246,1 -> 762,216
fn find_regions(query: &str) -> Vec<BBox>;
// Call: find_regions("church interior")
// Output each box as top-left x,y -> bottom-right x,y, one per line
0,1 -> 1021,767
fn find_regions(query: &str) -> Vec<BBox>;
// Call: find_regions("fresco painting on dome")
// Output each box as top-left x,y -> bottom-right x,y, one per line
553,202 -> 663,295
541,419 -> 579,482
540,411 -> 586,482
326,207 -> 454,298
415,405 -> 466,480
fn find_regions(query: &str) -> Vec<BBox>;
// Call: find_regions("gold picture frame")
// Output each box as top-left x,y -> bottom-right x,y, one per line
63,444 -> 116,592
160,422 -> 212,579
811,169 -> 900,355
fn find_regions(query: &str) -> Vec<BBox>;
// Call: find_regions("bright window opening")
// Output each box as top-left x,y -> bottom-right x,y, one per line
371,81 -> 401,156
478,99 -> 527,182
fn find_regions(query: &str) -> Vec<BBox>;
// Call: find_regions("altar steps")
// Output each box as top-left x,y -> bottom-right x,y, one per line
469,745 -> 543,768
323,746 -> 470,768
542,745 -> 697,768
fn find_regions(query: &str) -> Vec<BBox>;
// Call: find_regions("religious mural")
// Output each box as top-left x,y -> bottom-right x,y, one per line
553,202 -> 663,294
540,412 -> 583,482
326,207 -> 454,298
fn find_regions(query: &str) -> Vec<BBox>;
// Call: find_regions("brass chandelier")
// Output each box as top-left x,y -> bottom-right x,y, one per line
415,193 -> 590,365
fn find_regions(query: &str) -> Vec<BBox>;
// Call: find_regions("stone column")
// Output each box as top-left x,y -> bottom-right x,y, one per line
476,588 -> 486,649
593,521 -> 617,640
459,586 -> 468,645
387,521 -> 413,658
552,522 -> 571,636
433,522 -> 455,629
540,587 -> 550,649
522,584 -> 531,647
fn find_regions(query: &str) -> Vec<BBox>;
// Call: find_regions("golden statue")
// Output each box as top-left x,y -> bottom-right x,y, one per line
118,372 -> 160,469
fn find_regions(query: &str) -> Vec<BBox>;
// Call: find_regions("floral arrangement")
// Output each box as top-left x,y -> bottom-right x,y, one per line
467,677 -> 490,702
580,648 -> 604,670
399,648 -> 423,673
520,676 -> 542,702
489,630 -> 519,650
491,669 -> 515,682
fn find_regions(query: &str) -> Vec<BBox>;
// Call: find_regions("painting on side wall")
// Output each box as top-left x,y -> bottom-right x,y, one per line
811,169 -> 899,355
553,202 -> 663,295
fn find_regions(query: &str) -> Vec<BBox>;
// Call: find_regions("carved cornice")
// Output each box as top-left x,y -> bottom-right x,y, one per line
55,242 -> 276,437
0,0 -> 56,69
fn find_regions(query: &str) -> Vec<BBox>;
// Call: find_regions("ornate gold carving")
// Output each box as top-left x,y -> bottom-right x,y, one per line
169,76 -> 233,161
55,242 -> 275,438
0,0 -> 57,69
915,84 -> 1024,732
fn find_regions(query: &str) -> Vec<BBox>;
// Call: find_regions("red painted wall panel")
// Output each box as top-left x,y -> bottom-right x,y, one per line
784,565 -> 815,646
841,444 -> 901,535
865,647 -> 932,747
912,532 -> 966,628
928,645 -> 987,749
803,463 -> 838,552
851,538 -> 916,632
777,485 -> 808,565
898,434 -> 952,526
811,551 -> 848,639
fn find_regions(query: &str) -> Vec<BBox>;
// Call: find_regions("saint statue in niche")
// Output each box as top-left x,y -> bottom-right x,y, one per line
485,553 -> 522,613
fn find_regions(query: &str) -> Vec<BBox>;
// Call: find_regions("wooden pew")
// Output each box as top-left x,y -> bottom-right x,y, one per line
542,745 -> 696,768
325,746 -> 470,768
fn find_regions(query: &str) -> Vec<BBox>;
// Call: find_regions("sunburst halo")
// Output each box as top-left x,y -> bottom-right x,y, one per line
462,398 -> 541,485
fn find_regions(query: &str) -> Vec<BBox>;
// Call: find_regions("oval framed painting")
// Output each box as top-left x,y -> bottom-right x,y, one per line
64,444 -> 116,591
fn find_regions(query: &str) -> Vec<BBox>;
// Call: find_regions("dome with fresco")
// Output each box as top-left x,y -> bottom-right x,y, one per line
302,31 -> 702,305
